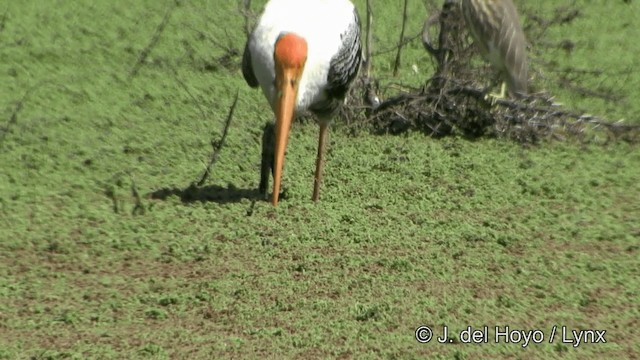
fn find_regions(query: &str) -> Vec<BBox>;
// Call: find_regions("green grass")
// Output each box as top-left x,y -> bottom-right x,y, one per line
1,0 -> 639,359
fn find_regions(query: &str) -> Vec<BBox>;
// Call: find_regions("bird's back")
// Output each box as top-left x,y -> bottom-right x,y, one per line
461,0 -> 528,96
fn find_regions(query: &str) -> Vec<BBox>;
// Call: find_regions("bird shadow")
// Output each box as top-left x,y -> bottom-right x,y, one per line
147,182 -> 262,205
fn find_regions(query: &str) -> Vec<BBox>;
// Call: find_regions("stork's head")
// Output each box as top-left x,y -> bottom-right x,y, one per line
271,32 -> 308,206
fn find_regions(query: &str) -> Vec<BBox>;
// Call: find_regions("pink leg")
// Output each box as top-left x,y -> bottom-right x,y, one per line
312,122 -> 329,202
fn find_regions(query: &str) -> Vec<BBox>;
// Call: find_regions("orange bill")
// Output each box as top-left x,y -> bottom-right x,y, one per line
271,66 -> 302,206
271,33 -> 307,206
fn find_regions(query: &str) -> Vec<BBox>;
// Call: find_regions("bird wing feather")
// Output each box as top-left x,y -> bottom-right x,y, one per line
242,37 -> 259,88
462,0 -> 528,96
309,8 -> 362,117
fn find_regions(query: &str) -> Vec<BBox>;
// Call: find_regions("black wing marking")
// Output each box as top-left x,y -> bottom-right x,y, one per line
310,8 -> 362,117
327,9 -> 362,99
242,37 -> 259,88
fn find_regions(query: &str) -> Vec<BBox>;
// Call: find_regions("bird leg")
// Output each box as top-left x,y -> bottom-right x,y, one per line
259,121 -> 275,200
312,122 -> 329,202
485,81 -> 507,105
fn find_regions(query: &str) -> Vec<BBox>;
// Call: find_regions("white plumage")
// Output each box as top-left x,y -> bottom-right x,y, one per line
247,0 -> 358,113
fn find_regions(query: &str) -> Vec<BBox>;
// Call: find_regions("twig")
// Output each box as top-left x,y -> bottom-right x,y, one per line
182,22 -> 233,52
0,5 -> 8,33
178,23 -> 240,72
364,0 -> 373,79
392,0 -> 409,76
372,32 -> 421,57
131,177 -> 146,215
104,185 -> 119,214
170,66 -> 209,121
1,80 -> 59,146
195,90 -> 239,187
370,81 -> 640,142
129,2 -> 177,79
360,0 -> 381,111
246,200 -> 257,216
103,174 -> 127,214
557,75 -> 623,102
240,0 -> 253,38
0,198 -> 8,227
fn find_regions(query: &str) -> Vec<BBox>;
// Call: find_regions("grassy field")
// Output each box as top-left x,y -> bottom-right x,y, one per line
1,0 -> 639,359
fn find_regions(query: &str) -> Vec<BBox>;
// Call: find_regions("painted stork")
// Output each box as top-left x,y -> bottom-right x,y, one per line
241,0 -> 362,206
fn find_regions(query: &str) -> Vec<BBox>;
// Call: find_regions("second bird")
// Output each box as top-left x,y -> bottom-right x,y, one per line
461,0 -> 528,98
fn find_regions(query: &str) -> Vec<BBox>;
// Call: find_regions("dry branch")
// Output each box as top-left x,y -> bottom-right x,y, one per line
0,6 -> 7,33
359,0 -> 381,114
392,0 -> 409,76
364,0 -> 373,79
131,177 -> 146,216
195,90 -> 239,187
170,66 -> 209,121
240,0 -> 254,38
129,2 -> 178,79
340,0 -> 640,144
104,185 -> 120,214
1,80 -> 76,147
